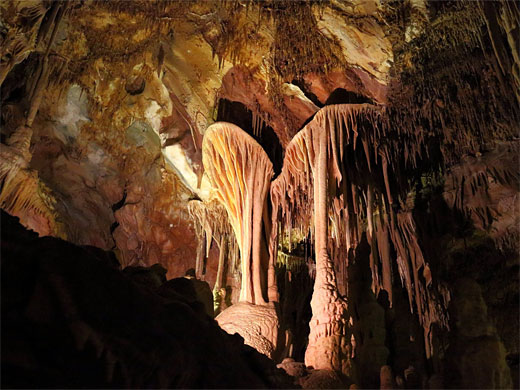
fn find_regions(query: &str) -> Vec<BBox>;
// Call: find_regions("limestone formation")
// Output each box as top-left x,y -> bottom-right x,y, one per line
1,0 -> 518,388
202,122 -> 275,305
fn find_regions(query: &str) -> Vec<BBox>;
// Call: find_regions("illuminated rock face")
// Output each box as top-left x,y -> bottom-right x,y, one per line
202,122 -> 274,305
216,302 -> 279,359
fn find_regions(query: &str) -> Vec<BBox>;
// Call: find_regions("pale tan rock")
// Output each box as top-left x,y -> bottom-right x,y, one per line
316,7 -> 393,84
216,302 -> 279,358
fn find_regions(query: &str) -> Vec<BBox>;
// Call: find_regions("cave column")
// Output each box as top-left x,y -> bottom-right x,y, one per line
305,124 -> 351,376
251,166 -> 269,305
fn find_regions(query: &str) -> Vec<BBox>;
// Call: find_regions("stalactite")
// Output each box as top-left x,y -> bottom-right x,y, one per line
202,122 -> 275,305
35,2 -> 58,47
26,56 -> 51,127
272,104 -> 451,374
0,34 -> 31,87
43,3 -> 67,58
188,199 -> 236,282
375,211 -> 393,306
168,91 -> 200,153
213,235 -> 227,315
195,233 -> 206,279
0,126 -> 61,237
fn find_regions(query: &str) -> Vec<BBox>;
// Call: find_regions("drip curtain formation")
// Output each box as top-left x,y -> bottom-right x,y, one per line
198,103 -> 449,374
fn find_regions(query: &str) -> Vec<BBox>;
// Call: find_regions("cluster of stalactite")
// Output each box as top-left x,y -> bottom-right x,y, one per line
212,0 -> 341,113
188,198 -> 239,314
0,125 -> 60,236
269,1 -> 341,81
1,1 -> 71,88
443,141 -> 520,252
0,1 -> 73,237
70,6 -> 171,69
0,2 -> 46,85
270,104 -> 450,374
213,0 -> 334,68
387,0 -> 519,164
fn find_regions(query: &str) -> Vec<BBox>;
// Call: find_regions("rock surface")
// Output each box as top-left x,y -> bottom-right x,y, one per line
216,302 -> 280,360
0,210 -> 294,389
0,1 -> 518,388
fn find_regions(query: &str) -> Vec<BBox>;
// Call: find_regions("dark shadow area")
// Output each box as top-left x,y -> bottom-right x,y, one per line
0,210 -> 296,389
411,174 -> 519,387
291,79 -> 324,108
216,99 -> 284,177
325,88 -> 374,105
276,259 -> 314,362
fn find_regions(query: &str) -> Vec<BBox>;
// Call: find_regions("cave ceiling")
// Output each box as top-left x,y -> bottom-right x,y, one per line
0,0 -> 407,247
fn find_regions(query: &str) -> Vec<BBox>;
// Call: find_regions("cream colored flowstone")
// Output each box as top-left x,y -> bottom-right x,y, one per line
202,122 -> 279,357
203,122 -> 277,305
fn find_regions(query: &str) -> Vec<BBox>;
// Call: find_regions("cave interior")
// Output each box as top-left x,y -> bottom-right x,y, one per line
1,0 -> 519,388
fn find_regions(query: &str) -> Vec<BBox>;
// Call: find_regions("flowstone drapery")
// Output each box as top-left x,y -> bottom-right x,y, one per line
202,122 -> 276,305
202,122 -> 280,357
271,104 -> 448,375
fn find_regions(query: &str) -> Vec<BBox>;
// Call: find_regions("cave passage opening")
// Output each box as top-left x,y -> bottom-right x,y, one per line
216,98 -> 284,177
